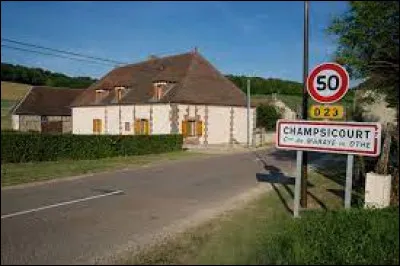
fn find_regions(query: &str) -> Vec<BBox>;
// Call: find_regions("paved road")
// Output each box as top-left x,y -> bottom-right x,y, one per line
1,148 -> 298,265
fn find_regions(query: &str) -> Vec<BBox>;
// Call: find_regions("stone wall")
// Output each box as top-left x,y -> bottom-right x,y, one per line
17,115 -> 72,133
19,115 -> 41,132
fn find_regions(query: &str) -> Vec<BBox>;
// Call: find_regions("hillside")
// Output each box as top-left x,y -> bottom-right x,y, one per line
1,81 -> 31,101
1,81 -> 32,129
226,75 -> 303,95
251,92 -> 355,121
1,62 -> 97,89
2,61 -> 304,97
1,61 -> 96,130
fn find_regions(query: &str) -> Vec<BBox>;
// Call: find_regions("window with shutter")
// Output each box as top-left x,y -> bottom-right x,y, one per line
134,119 -> 140,134
135,119 -> 149,135
93,119 -> 102,134
196,121 -> 203,136
181,120 -> 187,137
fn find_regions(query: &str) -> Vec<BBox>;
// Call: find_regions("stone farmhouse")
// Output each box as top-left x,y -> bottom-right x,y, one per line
12,50 -> 256,145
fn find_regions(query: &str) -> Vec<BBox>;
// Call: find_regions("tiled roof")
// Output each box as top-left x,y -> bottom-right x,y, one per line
72,51 -> 249,107
13,86 -> 85,116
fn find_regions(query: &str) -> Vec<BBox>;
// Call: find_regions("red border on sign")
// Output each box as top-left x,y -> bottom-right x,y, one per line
275,120 -> 381,157
307,63 -> 349,104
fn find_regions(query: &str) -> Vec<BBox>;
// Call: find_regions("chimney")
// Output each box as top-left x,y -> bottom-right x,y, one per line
193,47 -> 198,54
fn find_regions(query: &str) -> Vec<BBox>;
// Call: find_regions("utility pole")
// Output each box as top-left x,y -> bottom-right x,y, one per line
247,79 -> 251,148
300,0 -> 309,208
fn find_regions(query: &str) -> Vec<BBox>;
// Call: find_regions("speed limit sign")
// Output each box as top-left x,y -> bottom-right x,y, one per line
307,62 -> 349,104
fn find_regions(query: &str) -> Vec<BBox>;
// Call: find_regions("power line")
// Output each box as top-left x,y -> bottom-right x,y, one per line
2,37 -> 128,65
1,44 -> 117,67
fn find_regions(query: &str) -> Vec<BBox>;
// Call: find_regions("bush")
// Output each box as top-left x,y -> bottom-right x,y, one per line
1,132 -> 183,163
256,103 -> 282,131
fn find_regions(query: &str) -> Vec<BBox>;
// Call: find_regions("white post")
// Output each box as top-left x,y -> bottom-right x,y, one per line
294,150 -> 303,217
345,154 -> 354,209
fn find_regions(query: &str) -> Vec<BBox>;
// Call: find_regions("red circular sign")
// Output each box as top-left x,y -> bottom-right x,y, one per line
307,62 -> 349,104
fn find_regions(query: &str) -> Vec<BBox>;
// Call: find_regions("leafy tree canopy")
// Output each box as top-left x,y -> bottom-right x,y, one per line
327,1 -> 399,107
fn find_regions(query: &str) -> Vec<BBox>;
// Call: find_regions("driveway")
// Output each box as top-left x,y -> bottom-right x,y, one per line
1,148 -> 298,265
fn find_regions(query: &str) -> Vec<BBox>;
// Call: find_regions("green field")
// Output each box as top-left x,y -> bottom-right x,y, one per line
1,81 -> 30,130
1,81 -> 30,101
1,99 -> 18,130
1,100 -> 18,130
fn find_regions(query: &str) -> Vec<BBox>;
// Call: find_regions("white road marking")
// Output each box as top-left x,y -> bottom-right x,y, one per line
1,190 -> 124,220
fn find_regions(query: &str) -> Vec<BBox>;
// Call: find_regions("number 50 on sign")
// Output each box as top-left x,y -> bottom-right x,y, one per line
309,105 -> 344,119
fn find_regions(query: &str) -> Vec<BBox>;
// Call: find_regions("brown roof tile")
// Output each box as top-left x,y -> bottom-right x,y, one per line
72,51 -> 249,107
13,86 -> 85,116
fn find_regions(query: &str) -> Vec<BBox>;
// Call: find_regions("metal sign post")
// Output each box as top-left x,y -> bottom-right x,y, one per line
247,79 -> 251,148
294,151 -> 303,218
300,0 -> 310,209
345,154 -> 354,208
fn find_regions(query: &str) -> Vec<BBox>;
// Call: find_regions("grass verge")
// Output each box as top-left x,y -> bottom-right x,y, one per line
118,170 -> 398,265
1,150 -> 209,187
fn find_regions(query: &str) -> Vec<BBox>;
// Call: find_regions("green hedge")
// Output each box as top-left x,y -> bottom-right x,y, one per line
1,132 -> 183,163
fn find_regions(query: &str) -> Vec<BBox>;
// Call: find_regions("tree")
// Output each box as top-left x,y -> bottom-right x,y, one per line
1,63 -> 97,88
328,1 -> 399,200
327,1 -> 399,108
256,103 -> 282,131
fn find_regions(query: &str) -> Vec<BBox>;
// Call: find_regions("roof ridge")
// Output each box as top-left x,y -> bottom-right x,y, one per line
31,86 -> 85,91
118,51 -> 194,69
11,86 -> 34,115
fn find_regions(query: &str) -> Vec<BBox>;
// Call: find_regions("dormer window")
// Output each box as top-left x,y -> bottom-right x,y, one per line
153,82 -> 167,101
95,89 -> 107,103
114,86 -> 125,102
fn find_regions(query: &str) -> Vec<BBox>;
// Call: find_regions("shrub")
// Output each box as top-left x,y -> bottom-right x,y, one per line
256,103 -> 282,131
1,132 -> 183,163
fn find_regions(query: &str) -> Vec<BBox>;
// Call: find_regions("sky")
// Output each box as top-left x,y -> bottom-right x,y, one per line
1,1 -> 358,86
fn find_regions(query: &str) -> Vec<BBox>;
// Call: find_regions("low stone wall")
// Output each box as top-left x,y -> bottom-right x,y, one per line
254,128 -> 275,146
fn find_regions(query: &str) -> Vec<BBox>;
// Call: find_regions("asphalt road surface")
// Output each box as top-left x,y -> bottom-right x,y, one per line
1,148 -> 299,265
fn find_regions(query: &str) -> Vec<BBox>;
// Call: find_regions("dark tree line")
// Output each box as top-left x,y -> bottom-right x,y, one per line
1,62 -> 304,94
226,75 -> 303,95
1,63 -> 97,89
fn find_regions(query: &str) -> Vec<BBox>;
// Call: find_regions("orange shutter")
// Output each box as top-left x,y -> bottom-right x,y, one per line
145,120 -> 149,135
134,119 -> 140,134
181,120 -> 187,137
98,120 -> 102,133
93,119 -> 102,133
196,121 -> 203,136
93,119 -> 97,133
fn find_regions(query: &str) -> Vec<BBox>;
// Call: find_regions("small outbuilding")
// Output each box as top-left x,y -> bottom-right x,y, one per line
11,86 -> 85,133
